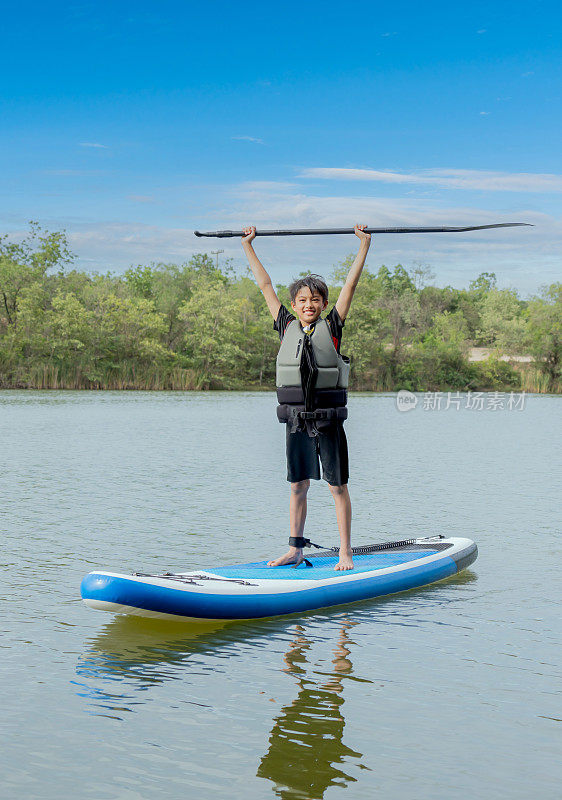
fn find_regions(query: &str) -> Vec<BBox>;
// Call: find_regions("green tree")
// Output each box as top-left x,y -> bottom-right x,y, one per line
418,285 -> 456,332
477,288 -> 528,353
47,290 -> 94,371
330,269 -> 388,386
411,262 -> 436,291
427,309 -> 470,351
375,266 -> 420,362
230,276 -> 278,385
0,223 -> 73,328
179,279 -> 248,389
527,283 -> 562,388
124,265 -> 155,299
469,271 -> 497,295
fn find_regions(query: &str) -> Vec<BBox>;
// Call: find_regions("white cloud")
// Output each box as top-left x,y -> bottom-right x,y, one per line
299,167 -> 562,192
203,182 -> 558,295
67,222 -> 194,266
5,182 -> 557,297
479,111 -> 491,116
79,142 -> 108,149
232,180 -> 298,191
232,135 -> 265,145
42,169 -> 105,176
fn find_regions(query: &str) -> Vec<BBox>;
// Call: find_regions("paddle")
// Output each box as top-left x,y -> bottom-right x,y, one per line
194,223 -> 533,238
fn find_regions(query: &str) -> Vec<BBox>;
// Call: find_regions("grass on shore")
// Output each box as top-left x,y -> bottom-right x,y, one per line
1,360 -> 559,393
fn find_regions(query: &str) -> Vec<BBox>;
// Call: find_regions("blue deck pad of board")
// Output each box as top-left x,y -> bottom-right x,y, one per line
205,550 -> 440,581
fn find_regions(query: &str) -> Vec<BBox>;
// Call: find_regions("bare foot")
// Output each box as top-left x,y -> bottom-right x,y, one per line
268,547 -> 304,567
334,547 -> 354,571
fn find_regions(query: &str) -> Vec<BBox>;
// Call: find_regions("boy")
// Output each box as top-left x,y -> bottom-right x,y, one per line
242,224 -> 371,570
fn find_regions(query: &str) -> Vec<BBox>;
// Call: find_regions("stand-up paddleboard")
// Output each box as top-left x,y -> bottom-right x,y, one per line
81,536 -> 477,621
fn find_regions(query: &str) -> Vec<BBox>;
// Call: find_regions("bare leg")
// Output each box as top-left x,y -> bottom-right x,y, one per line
268,480 -> 310,567
329,484 -> 353,570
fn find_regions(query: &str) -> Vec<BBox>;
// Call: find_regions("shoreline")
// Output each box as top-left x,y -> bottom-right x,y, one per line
0,385 -> 558,395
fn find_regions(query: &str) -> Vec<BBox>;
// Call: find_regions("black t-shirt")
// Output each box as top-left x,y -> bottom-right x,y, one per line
273,305 -> 345,352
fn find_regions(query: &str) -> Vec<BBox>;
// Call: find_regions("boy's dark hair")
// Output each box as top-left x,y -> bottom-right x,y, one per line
288,274 -> 329,304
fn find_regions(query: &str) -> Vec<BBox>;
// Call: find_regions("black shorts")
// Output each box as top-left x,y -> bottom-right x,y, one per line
286,423 -> 349,486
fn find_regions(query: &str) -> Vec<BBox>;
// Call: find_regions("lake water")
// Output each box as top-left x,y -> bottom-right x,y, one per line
1,390 -> 560,800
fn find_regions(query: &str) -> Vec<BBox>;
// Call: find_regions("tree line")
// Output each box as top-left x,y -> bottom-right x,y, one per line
0,224 -> 560,392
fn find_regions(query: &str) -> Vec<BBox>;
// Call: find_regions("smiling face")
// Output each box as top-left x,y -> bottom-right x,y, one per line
290,286 -> 328,326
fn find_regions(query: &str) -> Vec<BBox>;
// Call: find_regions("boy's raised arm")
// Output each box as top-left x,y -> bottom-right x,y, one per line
241,226 -> 282,320
335,224 -> 371,322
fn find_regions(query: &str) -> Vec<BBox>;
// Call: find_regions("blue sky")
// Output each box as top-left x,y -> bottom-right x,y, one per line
1,0 -> 561,295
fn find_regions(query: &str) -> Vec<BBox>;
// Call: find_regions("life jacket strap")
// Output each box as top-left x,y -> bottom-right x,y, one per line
276,387 -> 347,407
276,405 -> 348,436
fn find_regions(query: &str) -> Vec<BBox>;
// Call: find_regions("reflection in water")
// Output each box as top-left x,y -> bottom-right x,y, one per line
74,616 -> 233,715
257,621 -> 369,799
76,614 -> 370,797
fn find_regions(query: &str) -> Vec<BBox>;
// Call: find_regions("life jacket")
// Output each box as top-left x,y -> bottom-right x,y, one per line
276,318 -> 350,435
